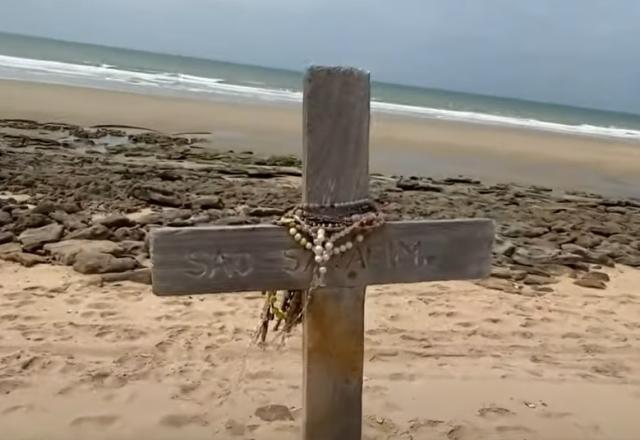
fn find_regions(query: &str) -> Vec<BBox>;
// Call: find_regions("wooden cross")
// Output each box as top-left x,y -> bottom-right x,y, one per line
150,66 -> 494,440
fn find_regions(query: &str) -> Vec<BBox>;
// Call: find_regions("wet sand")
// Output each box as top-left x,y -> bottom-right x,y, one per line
1,79 -> 639,197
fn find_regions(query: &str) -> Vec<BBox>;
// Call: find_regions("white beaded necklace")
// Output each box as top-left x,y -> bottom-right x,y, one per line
277,199 -> 385,286
257,200 -> 385,343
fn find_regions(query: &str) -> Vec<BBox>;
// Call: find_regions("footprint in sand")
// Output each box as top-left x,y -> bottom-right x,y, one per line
2,404 -> 35,415
539,410 -> 573,419
477,405 -> 515,418
70,414 -> 120,427
86,301 -> 114,310
0,379 -> 29,394
158,413 -> 209,428
495,425 -> 534,434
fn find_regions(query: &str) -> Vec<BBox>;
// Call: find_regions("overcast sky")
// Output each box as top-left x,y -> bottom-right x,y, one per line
1,0 -> 639,114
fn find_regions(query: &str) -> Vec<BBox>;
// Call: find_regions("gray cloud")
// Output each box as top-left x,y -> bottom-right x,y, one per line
1,0 -> 639,113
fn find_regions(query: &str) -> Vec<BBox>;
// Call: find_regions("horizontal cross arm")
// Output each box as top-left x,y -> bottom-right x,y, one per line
150,219 -> 494,296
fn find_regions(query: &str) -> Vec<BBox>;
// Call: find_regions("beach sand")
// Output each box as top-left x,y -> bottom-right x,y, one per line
1,80 -> 640,439
2,79 -> 640,197
1,262 -> 639,440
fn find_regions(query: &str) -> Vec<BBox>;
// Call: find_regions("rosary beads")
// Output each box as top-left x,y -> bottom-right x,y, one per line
277,199 -> 385,285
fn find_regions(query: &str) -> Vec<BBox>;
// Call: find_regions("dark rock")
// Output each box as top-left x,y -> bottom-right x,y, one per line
540,264 -> 574,276
585,251 -> 616,267
18,223 -> 64,251
588,222 -> 623,237
0,231 -> 14,244
523,274 -> 558,286
503,224 -> 548,238
0,242 -> 21,255
59,202 -> 81,214
248,207 -> 284,217
31,201 -> 61,215
44,240 -> 124,265
604,206 -> 628,214
617,255 -> 640,267
397,178 -> 443,192
584,271 -> 610,282
214,216 -> 258,225
551,222 -> 572,233
166,218 -> 194,227
160,209 -> 192,224
560,243 -> 589,257
512,246 -> 583,266
568,261 -> 591,272
190,213 -> 211,225
192,196 -> 224,210
73,251 -> 138,274
49,211 -> 87,230
494,239 -> 516,257
559,194 -> 600,205
574,278 -> 606,290
113,227 -> 145,242
134,212 -> 163,225
66,224 -> 111,240
608,234 -> 634,245
15,213 -> 51,230
1,252 -> 47,267
247,168 -> 278,178
101,268 -> 151,285
258,154 -> 300,167
443,176 -> 480,185
552,252 -> 584,265
490,267 -> 512,279
0,210 -> 11,226
532,286 -> 554,293
550,234 -> 577,245
596,242 -> 629,259
491,267 -> 526,280
99,215 -> 136,229
575,234 -> 603,249
132,185 -> 182,207
157,170 -> 182,181
254,404 -> 294,422
510,264 -> 551,277
118,240 -> 146,255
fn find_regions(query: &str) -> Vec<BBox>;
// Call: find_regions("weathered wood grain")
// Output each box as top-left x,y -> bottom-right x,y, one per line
303,287 -> 365,440
149,65 -> 495,440
303,66 -> 370,206
301,66 -> 369,440
150,219 -> 494,295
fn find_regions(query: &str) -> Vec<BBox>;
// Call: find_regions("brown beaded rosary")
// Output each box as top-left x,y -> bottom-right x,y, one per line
256,199 -> 385,344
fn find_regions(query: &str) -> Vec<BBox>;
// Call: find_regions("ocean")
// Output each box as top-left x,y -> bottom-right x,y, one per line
1,31 -> 640,140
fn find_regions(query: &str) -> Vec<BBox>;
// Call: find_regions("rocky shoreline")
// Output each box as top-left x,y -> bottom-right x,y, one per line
1,119 -> 639,294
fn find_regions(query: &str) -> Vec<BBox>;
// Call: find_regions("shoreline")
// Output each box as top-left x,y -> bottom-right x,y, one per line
1,79 -> 640,198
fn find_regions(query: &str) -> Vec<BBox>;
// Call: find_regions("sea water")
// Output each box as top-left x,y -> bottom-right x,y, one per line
1,31 -> 640,141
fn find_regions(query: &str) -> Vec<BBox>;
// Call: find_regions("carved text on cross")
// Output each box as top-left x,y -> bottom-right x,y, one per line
151,66 -> 493,440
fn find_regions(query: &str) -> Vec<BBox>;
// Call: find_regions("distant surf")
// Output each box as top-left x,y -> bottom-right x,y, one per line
1,32 -> 640,141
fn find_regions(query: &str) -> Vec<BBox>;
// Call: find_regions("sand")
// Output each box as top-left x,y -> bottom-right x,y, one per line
1,261 -> 639,439
2,79 -> 640,198
2,79 -> 640,439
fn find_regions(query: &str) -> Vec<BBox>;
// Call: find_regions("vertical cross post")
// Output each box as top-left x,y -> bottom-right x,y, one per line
302,66 -> 370,440
150,65 -> 494,440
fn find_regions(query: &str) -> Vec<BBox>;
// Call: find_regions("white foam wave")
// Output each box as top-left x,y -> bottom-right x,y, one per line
1,54 -> 639,140
372,101 -> 640,140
